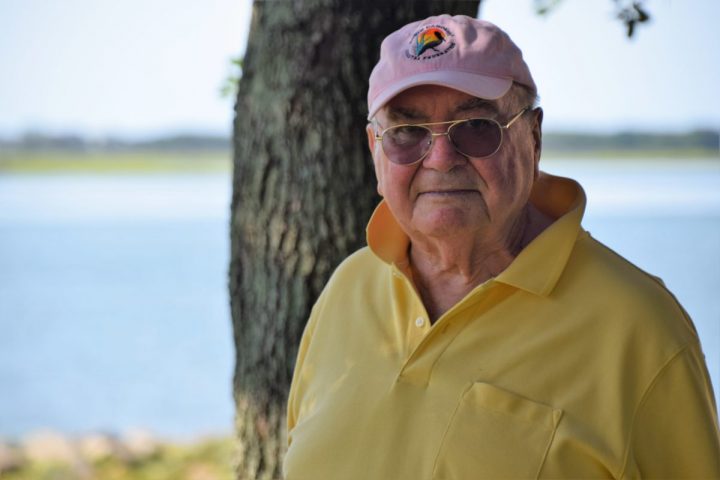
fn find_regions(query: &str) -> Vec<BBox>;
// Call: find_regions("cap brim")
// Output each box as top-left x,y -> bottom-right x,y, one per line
367,71 -> 512,120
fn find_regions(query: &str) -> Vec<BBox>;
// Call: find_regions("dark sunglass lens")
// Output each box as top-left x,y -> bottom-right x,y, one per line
382,125 -> 431,165
450,119 -> 502,158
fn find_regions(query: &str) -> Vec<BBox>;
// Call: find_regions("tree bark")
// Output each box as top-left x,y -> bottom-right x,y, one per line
230,2 -> 480,478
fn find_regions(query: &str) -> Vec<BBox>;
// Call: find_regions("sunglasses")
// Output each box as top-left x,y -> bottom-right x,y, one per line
374,107 -> 530,166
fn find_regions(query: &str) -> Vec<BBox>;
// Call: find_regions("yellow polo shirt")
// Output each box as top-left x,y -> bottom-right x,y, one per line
285,173 -> 720,479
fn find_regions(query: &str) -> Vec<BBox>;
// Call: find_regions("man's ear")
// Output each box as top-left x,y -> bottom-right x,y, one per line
366,123 -> 377,155
366,123 -> 384,197
531,107 -> 543,179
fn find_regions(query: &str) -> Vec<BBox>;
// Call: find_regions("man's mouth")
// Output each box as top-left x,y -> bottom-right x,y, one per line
419,189 -> 479,196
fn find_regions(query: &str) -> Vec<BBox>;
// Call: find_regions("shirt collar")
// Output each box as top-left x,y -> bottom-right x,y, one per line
366,172 -> 586,297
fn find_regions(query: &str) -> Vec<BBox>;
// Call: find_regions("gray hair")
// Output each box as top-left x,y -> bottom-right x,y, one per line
509,82 -> 540,111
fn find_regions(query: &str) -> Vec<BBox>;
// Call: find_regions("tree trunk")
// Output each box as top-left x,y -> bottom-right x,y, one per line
230,1 -> 480,478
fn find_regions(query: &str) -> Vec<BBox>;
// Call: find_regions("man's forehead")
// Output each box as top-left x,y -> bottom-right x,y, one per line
383,88 -> 501,122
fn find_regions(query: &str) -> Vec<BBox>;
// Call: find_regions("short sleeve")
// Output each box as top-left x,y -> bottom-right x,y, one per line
621,343 -> 720,478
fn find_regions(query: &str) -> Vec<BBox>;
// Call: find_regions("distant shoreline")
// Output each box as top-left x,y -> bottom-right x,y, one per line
0,148 -> 717,174
0,150 -> 232,174
0,129 -> 717,173
540,148 -> 719,160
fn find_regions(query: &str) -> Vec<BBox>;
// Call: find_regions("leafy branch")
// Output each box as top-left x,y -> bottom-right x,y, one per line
533,0 -> 651,38
220,56 -> 243,99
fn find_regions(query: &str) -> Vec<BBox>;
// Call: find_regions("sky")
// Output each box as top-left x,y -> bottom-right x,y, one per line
0,0 -> 718,138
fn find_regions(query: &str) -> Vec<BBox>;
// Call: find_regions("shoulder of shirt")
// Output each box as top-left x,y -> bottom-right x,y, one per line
309,246 -> 385,314
570,231 -> 700,347
302,246 -> 387,346
324,246 -> 386,287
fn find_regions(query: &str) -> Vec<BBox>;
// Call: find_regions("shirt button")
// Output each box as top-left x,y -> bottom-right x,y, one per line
415,317 -> 425,328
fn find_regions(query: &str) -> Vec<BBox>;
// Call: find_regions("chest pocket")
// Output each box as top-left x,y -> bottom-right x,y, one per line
433,382 -> 563,480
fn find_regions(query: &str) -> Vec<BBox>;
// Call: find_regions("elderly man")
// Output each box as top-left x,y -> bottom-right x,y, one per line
284,15 -> 720,479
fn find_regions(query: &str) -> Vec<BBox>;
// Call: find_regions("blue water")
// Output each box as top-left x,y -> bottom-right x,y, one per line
0,160 -> 718,438
0,174 -> 234,439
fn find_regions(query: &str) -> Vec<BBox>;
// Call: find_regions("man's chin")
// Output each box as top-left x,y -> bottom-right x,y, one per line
411,205 -> 488,238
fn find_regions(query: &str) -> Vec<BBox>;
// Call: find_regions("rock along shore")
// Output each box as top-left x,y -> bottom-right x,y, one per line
0,429 -> 234,479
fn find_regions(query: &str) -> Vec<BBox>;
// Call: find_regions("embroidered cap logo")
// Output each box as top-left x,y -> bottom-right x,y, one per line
405,24 -> 456,60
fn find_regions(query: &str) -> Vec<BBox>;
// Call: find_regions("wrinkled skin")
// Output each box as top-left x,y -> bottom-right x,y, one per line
366,85 -> 548,319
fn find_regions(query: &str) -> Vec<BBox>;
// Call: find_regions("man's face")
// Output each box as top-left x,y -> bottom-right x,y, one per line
367,85 -> 542,245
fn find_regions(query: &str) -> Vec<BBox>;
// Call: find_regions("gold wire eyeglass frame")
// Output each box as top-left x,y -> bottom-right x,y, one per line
374,106 -> 531,165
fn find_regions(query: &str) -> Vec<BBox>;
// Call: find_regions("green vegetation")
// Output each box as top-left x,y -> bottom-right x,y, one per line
0,129 -> 717,173
541,147 -> 719,160
1,437 -> 235,480
542,130 -> 719,159
2,148 -> 715,176
0,151 -> 231,174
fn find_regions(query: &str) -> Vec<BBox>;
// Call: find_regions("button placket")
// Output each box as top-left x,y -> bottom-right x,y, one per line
397,282 -> 509,386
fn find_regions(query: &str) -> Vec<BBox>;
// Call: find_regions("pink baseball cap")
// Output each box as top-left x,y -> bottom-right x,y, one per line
367,15 -> 536,120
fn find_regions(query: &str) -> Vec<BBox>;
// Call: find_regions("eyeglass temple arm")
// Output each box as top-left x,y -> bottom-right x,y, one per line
502,107 -> 530,129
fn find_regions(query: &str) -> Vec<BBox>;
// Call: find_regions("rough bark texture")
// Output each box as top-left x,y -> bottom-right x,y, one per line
230,2 -> 480,479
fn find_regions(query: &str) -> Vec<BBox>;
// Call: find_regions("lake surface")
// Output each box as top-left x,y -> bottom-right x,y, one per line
0,159 -> 718,438
0,174 -> 234,439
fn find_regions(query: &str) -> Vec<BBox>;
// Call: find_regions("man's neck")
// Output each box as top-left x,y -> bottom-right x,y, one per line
408,204 -> 554,323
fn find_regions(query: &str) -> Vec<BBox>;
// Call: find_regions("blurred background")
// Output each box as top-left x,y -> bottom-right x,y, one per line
1,0 -> 718,478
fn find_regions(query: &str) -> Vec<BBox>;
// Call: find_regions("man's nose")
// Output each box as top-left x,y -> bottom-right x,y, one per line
421,132 -> 467,172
